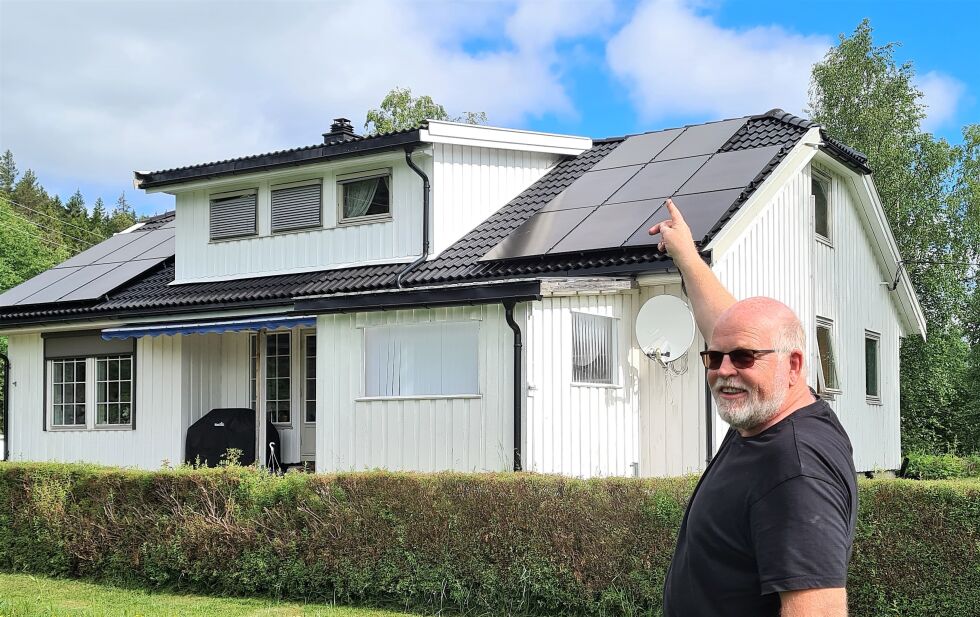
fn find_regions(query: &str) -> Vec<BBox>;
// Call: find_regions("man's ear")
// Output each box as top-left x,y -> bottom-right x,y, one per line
788,350 -> 805,386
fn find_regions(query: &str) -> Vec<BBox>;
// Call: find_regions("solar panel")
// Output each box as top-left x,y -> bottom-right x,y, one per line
653,118 -> 748,161
589,129 -> 684,171
606,156 -> 709,205
551,199 -> 665,254
622,202 -> 668,247
676,146 -> 782,195
0,266 -> 83,306
540,165 -> 641,212
668,189 -> 744,241
480,206 -> 596,260
1,226 -> 176,308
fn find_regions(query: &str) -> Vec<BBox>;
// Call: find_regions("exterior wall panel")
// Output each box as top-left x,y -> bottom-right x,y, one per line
6,332 -> 182,469
431,144 -> 559,257
316,305 -> 513,472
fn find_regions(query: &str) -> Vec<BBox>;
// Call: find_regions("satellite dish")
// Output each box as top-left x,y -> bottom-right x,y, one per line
635,295 -> 696,366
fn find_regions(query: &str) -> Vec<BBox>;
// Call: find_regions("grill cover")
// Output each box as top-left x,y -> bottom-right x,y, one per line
185,408 -> 281,469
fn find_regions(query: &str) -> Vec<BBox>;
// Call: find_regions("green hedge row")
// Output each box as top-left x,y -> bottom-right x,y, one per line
903,451 -> 980,479
0,463 -> 977,616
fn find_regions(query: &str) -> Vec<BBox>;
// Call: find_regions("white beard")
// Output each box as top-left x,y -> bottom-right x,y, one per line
712,371 -> 789,431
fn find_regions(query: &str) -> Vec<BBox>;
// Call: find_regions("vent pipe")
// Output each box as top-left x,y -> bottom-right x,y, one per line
322,118 -> 359,143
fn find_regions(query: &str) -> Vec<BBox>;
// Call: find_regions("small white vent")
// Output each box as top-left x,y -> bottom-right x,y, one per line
209,191 -> 257,240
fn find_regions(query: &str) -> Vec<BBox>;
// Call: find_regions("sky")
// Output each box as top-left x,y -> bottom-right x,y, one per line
1,0 -> 977,217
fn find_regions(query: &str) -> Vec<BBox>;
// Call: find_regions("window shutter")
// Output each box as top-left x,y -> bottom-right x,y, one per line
271,183 -> 322,232
209,191 -> 257,240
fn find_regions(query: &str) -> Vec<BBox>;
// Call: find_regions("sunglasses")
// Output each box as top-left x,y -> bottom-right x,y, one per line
699,349 -> 777,370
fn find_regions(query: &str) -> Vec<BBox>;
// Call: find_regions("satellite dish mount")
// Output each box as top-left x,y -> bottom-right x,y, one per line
635,295 -> 696,375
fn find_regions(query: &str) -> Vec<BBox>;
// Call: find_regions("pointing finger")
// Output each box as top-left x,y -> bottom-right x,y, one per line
665,198 -> 686,224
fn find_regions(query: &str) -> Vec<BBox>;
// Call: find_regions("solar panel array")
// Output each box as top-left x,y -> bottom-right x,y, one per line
482,117 -> 784,261
0,226 -> 175,307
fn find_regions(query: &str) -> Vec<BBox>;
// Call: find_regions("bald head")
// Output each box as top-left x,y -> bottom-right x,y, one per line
713,297 -> 806,360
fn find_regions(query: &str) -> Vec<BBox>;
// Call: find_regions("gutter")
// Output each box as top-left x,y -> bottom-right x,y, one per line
294,279 -> 542,314
396,146 -> 431,288
1,352 -> 8,461
503,301 -> 523,472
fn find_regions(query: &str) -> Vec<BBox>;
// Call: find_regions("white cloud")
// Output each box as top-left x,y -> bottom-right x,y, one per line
0,0 -> 610,190
916,71 -> 965,132
606,0 -> 831,121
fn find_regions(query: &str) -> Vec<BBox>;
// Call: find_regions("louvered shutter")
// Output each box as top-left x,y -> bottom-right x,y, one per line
209,191 -> 257,240
271,182 -> 322,232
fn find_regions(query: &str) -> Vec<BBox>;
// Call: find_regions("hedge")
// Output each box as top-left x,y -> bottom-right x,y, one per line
0,463 -> 977,616
903,451 -> 980,479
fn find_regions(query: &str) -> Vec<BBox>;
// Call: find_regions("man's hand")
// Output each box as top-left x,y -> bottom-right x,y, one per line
648,198 -> 698,268
648,198 -> 735,343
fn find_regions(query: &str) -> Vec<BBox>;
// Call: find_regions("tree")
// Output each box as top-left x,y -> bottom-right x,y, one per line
364,87 -> 487,135
808,20 -> 980,454
108,191 -> 137,233
0,150 -> 17,194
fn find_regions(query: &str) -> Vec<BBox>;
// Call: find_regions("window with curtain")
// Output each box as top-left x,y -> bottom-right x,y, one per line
364,321 -> 479,397
572,312 -> 617,384
339,170 -> 391,222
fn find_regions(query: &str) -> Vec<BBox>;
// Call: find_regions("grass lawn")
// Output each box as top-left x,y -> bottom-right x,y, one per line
0,572 -> 425,617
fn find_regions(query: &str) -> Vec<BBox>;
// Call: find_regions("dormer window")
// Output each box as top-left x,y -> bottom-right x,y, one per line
209,189 -> 258,241
812,170 -> 831,243
338,168 -> 391,224
271,179 -> 322,233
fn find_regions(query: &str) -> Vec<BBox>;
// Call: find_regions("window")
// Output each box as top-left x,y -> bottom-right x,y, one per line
249,331 -> 316,424
45,333 -> 135,430
304,333 -> 316,422
812,172 -> 831,241
364,321 -> 479,397
815,318 -> 840,394
209,189 -> 258,240
266,333 -> 291,424
572,312 -> 617,385
271,180 -> 322,233
51,358 -> 86,427
865,331 -> 880,402
338,169 -> 391,223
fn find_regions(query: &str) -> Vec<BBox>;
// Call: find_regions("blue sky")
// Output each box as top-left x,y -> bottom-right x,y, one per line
1,0 -> 976,218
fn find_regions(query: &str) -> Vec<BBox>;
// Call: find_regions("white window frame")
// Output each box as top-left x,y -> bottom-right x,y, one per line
249,330 -> 317,429
815,317 -> 841,397
270,178 -> 323,234
47,355 -> 135,431
570,311 -> 620,387
337,167 -> 393,226
812,168 -> 833,246
360,320 -> 481,399
864,330 -> 882,405
302,330 -> 317,424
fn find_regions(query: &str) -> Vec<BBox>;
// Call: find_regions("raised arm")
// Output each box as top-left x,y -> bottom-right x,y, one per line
648,199 -> 736,344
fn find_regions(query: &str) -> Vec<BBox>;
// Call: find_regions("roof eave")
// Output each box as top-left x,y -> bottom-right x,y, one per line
134,129 -> 424,191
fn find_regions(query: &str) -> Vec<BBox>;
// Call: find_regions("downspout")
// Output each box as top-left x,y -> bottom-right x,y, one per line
1,353 -> 9,461
396,146 -> 430,288
503,301 -> 523,471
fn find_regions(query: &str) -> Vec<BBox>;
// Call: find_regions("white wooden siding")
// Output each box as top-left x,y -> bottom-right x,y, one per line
174,153 -> 427,283
713,164 -> 903,471
430,144 -> 560,257
316,305 -> 513,472
812,165 -> 903,472
525,289 -> 706,478
6,333 -> 183,469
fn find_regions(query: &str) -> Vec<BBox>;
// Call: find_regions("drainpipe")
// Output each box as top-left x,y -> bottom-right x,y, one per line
396,147 -> 430,288
503,301 -> 523,471
1,353 -> 9,461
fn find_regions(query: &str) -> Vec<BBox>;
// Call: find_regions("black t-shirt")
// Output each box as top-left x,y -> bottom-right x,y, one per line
663,397 -> 858,616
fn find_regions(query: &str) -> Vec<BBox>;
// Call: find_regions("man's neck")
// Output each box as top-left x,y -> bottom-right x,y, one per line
737,386 -> 817,438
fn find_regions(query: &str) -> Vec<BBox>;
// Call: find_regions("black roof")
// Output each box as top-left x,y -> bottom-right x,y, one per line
0,109 -> 869,327
134,125 -> 425,190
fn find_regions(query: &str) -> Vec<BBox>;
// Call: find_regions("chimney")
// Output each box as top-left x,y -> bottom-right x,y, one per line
322,117 -> 359,143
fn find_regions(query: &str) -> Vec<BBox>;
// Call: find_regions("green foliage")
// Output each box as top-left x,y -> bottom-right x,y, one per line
364,87 -> 487,136
0,464 -> 977,617
808,21 -> 980,455
903,452 -> 980,479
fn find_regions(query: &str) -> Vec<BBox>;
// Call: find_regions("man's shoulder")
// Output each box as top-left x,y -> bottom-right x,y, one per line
789,399 -> 856,485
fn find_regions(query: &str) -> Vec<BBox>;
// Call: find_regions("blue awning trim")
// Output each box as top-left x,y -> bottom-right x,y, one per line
101,315 -> 316,340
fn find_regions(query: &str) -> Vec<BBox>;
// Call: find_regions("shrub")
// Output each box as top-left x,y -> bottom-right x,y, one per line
0,463 -> 977,616
903,451 -> 980,479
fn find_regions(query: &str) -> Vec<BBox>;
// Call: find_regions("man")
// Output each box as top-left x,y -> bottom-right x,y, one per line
650,199 -> 857,617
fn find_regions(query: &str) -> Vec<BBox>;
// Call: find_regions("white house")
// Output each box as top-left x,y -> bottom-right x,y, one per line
0,111 -> 925,475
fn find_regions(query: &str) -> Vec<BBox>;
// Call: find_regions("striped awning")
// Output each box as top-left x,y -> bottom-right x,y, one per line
101,315 -> 316,340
